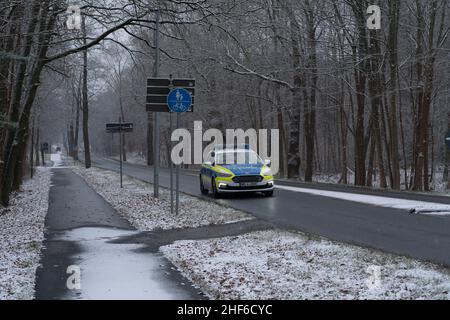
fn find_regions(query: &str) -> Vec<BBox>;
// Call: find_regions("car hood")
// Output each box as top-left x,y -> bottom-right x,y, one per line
220,164 -> 263,176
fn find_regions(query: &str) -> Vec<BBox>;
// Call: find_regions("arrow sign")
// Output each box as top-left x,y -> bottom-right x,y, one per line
106,123 -> 134,133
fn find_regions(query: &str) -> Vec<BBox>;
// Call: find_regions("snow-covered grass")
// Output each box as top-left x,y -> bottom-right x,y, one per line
0,168 -> 52,300
73,167 -> 252,231
161,230 -> 450,300
431,166 -> 450,194
313,167 -> 450,194
277,185 -> 450,215
112,152 -> 147,166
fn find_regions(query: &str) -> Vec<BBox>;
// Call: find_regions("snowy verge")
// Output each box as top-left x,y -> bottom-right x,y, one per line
277,185 -> 450,215
161,230 -> 450,300
72,167 -> 252,231
111,152 -> 147,166
0,168 -> 52,300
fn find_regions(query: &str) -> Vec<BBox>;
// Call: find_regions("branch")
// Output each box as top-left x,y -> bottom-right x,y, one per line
224,53 -> 294,90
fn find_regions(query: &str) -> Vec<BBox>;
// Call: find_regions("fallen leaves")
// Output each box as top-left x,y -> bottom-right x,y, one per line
162,230 -> 450,300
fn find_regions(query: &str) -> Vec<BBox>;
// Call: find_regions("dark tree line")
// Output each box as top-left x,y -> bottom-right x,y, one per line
2,0 -> 450,209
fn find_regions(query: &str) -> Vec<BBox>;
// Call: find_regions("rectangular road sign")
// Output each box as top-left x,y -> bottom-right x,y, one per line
147,78 -> 195,88
147,78 -> 196,113
147,87 -> 195,96
41,143 -> 49,152
106,123 -> 134,133
146,95 -> 195,105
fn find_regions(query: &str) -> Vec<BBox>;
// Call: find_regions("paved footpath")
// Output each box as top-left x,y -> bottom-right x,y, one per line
35,168 -> 201,300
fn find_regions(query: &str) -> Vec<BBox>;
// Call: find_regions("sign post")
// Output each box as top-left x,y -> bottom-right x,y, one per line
41,142 -> 49,167
106,121 -> 134,188
167,84 -> 194,215
176,113 -> 181,215
153,9 -> 161,199
446,129 -> 450,189
147,77 -> 196,215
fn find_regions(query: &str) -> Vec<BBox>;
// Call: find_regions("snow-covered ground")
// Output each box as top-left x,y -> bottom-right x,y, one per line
112,152 -> 147,166
50,153 -> 63,167
73,167 -> 252,231
0,168 -> 52,300
277,185 -> 450,215
161,230 -> 450,300
313,168 -> 450,194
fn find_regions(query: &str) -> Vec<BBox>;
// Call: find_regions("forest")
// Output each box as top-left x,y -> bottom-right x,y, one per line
1,0 -> 450,207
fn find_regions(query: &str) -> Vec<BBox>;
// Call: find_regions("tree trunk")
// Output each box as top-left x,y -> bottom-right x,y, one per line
349,1 -> 369,186
303,1 -> 317,183
443,112 -> 450,188
73,84 -> 80,161
1,2 -> 55,206
81,15 -> 91,169
412,0 -> 441,191
387,0 -> 401,189
286,5 -> 303,179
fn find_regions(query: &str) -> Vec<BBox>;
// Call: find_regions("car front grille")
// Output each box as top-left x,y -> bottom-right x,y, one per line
232,175 -> 263,183
225,184 -> 271,191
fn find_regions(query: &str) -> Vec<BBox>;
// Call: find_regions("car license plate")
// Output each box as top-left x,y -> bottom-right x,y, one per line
240,182 -> 257,187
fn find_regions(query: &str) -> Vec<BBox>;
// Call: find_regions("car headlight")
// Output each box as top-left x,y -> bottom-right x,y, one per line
216,169 -> 233,178
217,172 -> 232,178
262,167 -> 272,176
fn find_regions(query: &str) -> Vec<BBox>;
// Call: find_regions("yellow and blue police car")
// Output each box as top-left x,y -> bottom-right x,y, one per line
200,145 -> 274,198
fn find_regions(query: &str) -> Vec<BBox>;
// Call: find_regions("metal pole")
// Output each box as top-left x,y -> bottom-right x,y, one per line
30,122 -> 34,179
119,118 -> 123,189
176,113 -> 180,216
153,9 -> 161,198
170,112 -> 174,215
111,133 -> 114,157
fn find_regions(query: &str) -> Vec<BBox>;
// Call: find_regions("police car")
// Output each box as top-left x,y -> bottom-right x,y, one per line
200,145 -> 274,198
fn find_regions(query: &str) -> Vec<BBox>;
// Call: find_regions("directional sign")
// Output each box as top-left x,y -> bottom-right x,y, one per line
147,78 -> 195,112
41,142 -> 49,152
106,122 -> 134,189
106,122 -> 134,133
147,78 -> 195,88
446,129 -> 450,149
167,88 -> 193,113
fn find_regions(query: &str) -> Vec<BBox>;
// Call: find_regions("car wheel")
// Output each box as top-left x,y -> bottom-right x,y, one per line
200,175 -> 208,194
211,178 -> 221,199
263,190 -> 274,197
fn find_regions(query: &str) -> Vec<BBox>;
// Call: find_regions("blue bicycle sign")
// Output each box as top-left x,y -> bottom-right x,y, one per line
167,88 -> 193,113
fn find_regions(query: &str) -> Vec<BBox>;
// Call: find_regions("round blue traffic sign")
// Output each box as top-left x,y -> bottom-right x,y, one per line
167,88 -> 192,113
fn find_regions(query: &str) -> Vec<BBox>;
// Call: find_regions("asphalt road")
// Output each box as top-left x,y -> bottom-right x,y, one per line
92,158 -> 450,267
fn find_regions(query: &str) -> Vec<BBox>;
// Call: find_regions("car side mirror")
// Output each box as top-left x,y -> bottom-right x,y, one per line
264,159 -> 272,167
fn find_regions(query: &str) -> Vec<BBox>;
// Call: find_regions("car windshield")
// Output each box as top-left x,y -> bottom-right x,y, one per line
216,150 -> 262,165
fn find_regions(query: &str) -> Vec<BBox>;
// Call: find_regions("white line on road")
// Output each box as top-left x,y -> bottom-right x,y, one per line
276,185 -> 450,215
